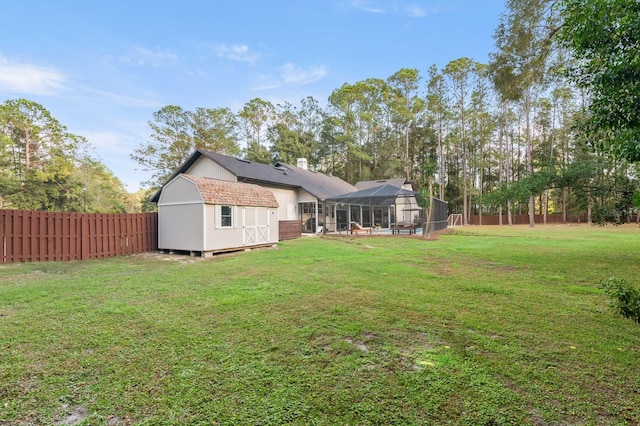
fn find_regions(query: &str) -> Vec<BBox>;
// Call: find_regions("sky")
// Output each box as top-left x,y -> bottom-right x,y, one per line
0,0 -> 506,192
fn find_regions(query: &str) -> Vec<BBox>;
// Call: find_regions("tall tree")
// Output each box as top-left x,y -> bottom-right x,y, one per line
191,107 -> 240,155
468,63 -> 494,225
328,81 -> 382,182
1,99 -> 128,212
490,0 -> 560,226
131,105 -> 241,188
444,57 -> 476,225
131,105 -> 193,188
269,122 -> 317,166
426,64 -> 450,201
387,68 -> 424,180
238,98 -> 276,164
559,0 -> 640,162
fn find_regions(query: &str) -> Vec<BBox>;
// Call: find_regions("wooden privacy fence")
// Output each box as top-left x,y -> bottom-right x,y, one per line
467,213 -> 585,225
278,220 -> 302,241
1,210 -> 158,263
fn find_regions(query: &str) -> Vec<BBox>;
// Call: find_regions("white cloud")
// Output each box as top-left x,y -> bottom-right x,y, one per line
0,55 -> 65,95
346,1 -> 432,17
109,46 -> 178,67
404,3 -> 428,17
81,130 -> 131,154
253,63 -> 327,91
349,0 -> 385,13
213,44 -> 261,63
83,86 -> 162,108
281,63 -> 327,86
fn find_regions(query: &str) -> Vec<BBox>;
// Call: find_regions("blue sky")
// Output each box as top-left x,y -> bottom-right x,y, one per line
0,0 -> 505,191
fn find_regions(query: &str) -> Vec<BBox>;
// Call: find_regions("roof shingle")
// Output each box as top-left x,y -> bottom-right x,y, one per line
181,174 -> 279,208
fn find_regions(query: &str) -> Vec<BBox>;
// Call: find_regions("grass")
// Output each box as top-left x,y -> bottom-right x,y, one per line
1,224 -> 639,425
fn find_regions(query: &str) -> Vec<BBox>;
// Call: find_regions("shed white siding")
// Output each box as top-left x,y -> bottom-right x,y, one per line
202,205 -> 278,251
159,203 -> 204,250
157,174 -> 203,205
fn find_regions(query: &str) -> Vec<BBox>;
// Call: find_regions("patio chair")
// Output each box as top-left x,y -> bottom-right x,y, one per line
350,221 -> 372,235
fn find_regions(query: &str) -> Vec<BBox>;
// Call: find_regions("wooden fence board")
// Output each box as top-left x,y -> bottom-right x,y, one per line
278,220 -> 302,241
0,210 -> 158,263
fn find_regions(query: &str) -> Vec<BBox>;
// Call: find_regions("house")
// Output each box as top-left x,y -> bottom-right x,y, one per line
153,150 -> 444,251
156,174 -> 279,256
151,149 -> 358,237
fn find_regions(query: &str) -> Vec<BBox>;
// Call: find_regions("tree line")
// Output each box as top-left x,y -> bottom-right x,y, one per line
0,99 -> 147,213
2,0 -> 638,222
131,0 -> 640,225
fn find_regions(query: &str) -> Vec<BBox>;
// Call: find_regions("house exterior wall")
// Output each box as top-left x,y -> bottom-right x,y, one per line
188,157 -> 238,182
396,196 -> 420,223
297,189 -> 317,203
267,186 -> 298,221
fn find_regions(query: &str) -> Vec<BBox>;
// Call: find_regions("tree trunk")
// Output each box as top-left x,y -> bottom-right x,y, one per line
462,116 -> 468,226
562,187 -> 567,223
526,91 -> 535,228
405,123 -> 410,181
543,189 -> 549,224
438,116 -> 445,200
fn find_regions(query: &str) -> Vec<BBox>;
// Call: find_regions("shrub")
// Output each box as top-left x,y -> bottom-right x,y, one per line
599,277 -> 640,324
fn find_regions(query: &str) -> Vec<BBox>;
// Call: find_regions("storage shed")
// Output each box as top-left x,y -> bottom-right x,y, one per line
157,174 -> 279,256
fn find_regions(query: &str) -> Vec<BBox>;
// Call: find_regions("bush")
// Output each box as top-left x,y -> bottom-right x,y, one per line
599,277 -> 640,324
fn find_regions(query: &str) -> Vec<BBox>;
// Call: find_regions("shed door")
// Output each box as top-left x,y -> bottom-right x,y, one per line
242,207 -> 270,246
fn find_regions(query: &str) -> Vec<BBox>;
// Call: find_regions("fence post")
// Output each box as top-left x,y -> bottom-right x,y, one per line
81,213 -> 89,260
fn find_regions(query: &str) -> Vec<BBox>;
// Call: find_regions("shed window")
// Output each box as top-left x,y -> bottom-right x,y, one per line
221,205 -> 233,227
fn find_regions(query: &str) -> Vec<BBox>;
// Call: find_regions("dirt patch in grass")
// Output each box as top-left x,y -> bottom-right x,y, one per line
57,405 -> 88,425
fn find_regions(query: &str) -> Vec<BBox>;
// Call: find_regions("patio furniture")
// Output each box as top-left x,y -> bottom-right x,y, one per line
391,222 -> 418,235
350,221 -> 373,235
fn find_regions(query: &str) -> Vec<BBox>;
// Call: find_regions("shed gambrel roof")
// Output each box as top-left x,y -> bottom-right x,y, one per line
181,174 -> 279,208
152,149 -> 356,202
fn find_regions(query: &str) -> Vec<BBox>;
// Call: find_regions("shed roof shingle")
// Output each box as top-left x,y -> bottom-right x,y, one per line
182,174 -> 279,208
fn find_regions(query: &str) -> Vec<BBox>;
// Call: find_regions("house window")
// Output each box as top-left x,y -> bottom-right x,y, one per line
221,205 -> 232,227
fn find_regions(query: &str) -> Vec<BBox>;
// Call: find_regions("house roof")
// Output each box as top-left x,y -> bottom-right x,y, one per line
180,174 -> 279,208
327,184 -> 423,206
152,149 -> 357,202
355,178 -> 408,190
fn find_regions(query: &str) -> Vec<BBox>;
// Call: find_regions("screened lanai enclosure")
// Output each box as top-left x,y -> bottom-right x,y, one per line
326,184 -> 421,232
297,184 -> 447,235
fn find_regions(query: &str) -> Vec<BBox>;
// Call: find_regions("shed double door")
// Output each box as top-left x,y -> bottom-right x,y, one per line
242,207 -> 270,246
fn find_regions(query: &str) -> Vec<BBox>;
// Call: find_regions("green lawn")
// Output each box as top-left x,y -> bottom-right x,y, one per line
1,224 -> 639,425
